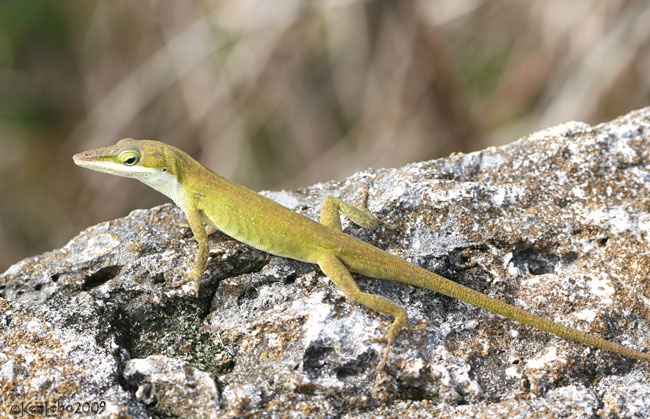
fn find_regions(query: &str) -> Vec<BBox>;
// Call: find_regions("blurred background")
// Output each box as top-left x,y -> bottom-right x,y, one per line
2,0 -> 650,271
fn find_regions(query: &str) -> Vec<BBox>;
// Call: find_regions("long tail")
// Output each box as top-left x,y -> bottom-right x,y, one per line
398,262 -> 650,362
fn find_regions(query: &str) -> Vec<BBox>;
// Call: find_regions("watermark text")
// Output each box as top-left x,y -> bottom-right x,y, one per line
7,399 -> 106,417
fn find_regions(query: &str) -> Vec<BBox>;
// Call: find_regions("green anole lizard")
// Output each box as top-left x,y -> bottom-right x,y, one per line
73,138 -> 650,369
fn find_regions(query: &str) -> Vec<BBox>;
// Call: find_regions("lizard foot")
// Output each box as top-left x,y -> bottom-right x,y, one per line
168,277 -> 192,288
168,268 -> 193,289
407,320 -> 429,331
168,276 -> 201,298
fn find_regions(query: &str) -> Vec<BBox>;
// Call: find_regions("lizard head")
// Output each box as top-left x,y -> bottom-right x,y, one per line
73,138 -> 186,203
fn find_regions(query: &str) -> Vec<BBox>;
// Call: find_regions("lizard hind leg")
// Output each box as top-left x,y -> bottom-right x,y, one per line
317,254 -> 408,370
320,184 -> 385,231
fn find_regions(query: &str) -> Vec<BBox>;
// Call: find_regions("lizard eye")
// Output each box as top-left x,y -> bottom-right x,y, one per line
118,150 -> 140,166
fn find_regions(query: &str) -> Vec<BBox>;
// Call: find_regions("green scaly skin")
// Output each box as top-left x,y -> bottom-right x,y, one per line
73,138 -> 650,369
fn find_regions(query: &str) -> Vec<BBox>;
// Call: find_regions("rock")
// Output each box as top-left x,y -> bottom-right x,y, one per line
2,107 -> 650,417
123,355 -> 221,418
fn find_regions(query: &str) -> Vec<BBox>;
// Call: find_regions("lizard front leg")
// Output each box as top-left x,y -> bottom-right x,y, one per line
169,207 -> 209,297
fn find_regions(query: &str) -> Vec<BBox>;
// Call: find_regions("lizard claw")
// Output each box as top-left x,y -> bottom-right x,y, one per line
407,320 -> 429,331
168,276 -> 201,298
370,319 -> 428,371
369,335 -> 386,344
380,220 -> 399,230
168,277 -> 192,288
167,267 -> 202,297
